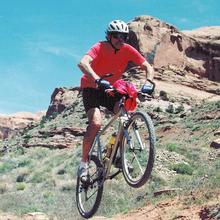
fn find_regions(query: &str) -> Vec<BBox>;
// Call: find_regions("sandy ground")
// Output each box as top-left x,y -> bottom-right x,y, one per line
155,80 -> 220,102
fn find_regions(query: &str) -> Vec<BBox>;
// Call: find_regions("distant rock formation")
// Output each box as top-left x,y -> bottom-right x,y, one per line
183,26 -> 220,81
127,16 -> 220,81
45,87 -> 80,118
0,111 -> 45,139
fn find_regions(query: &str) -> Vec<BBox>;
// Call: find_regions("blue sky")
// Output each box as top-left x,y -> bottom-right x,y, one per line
0,0 -> 219,114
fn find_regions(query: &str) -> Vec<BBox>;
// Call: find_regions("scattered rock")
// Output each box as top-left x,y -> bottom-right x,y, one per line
210,138 -> 220,149
214,128 -> 220,136
199,204 -> 220,220
153,188 -> 180,197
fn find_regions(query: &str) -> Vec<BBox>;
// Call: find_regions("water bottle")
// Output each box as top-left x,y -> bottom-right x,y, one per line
105,132 -> 116,158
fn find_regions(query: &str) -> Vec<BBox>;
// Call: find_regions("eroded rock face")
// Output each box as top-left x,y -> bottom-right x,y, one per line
127,16 -> 220,81
0,111 -> 45,139
45,87 -> 80,118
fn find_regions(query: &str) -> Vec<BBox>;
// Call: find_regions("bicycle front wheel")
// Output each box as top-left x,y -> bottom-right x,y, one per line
121,112 -> 156,188
76,155 -> 104,219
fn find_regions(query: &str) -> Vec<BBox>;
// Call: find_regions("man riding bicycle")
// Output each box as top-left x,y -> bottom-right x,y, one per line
77,19 -> 154,180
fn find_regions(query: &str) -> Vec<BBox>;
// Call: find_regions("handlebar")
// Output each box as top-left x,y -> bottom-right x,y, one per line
98,73 -> 155,97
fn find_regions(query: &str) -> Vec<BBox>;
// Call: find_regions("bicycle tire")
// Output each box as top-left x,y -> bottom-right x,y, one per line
121,112 -> 155,188
76,155 -> 104,218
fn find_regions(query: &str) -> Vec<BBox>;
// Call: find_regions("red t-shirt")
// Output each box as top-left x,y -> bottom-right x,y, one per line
80,41 -> 145,88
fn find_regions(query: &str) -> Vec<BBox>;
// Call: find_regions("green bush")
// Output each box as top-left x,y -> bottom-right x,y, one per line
16,183 -> 26,191
172,163 -> 193,175
18,159 -> 32,168
0,161 -> 16,174
166,143 -> 178,152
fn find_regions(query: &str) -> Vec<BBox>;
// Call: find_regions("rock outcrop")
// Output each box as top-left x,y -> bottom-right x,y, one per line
46,87 -> 80,118
0,111 -> 45,139
211,128 -> 220,149
127,16 -> 220,81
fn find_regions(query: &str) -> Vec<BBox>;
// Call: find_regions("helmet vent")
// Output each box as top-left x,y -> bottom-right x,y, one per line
107,20 -> 129,34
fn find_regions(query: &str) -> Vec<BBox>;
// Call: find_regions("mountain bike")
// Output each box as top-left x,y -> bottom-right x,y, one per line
76,78 -> 156,219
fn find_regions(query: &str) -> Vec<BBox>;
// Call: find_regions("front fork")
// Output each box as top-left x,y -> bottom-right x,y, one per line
123,122 -> 144,151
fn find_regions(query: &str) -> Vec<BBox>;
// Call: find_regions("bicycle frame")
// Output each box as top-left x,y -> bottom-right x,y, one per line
88,98 -> 129,180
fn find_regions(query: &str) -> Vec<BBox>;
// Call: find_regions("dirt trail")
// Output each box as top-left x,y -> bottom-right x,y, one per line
155,80 -> 220,102
92,195 -> 220,220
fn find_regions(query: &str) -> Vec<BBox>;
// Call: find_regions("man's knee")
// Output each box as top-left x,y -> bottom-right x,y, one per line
87,121 -> 101,131
91,121 -> 101,130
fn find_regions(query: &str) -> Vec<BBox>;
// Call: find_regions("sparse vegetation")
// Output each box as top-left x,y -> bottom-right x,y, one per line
171,162 -> 194,175
0,99 -> 219,219
166,104 -> 174,113
16,183 -> 26,191
153,106 -> 163,112
175,104 -> 185,113
165,143 -> 178,152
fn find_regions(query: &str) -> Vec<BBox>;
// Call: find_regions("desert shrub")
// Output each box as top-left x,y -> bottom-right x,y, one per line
166,104 -> 174,113
172,163 -> 193,175
57,168 -> 66,175
16,169 -> 29,182
29,171 -> 51,184
166,143 -> 178,152
18,158 -> 32,168
16,183 -> 26,191
159,90 -> 169,100
175,104 -> 185,113
13,147 -> 26,156
215,100 -> 220,108
48,112 -> 59,121
0,161 -> 16,174
23,135 -> 32,145
153,106 -> 163,112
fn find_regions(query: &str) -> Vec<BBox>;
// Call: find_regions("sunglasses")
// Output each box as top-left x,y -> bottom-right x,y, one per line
111,33 -> 128,41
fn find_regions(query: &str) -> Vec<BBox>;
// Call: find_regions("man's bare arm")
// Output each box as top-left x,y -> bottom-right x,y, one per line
78,55 -> 100,82
140,60 -> 154,82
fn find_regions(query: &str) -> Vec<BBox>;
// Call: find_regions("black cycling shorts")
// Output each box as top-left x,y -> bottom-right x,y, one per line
82,88 -> 121,113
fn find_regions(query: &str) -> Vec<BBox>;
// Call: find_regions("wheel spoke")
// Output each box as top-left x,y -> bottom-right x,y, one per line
76,155 -> 104,218
132,152 -> 144,174
121,112 -> 155,188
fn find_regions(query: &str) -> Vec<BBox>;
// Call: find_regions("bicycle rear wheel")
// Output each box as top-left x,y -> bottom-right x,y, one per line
76,155 -> 104,218
121,112 -> 155,188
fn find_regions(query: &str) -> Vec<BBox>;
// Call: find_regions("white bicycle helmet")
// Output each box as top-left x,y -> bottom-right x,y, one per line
106,20 -> 129,34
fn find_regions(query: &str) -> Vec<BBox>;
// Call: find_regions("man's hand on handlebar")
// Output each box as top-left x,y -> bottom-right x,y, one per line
138,79 -> 156,102
95,78 -> 112,91
141,79 -> 155,95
